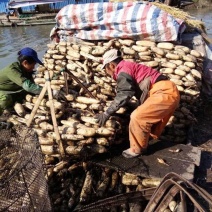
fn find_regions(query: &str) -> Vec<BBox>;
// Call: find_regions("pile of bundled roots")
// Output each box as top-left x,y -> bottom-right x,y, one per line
10,38 -> 203,146
7,38 -> 204,210
48,161 -> 161,211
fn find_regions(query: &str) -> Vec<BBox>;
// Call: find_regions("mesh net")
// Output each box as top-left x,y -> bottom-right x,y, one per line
0,125 -> 52,212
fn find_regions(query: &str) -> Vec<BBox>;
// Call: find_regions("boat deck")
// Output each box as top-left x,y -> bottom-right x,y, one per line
92,141 -> 201,181
0,13 -> 57,27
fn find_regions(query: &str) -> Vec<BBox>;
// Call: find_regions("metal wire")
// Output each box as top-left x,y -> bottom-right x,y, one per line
0,125 -> 52,212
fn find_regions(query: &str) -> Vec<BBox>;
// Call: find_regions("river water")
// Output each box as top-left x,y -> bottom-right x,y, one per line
185,7 -> 212,36
0,24 -> 54,69
0,8 -> 211,70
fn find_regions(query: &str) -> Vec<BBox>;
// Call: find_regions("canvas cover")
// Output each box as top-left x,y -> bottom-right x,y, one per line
8,0 -> 65,8
51,2 -> 186,42
202,43 -> 212,99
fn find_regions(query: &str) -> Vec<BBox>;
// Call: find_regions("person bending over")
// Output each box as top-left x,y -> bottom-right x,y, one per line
96,49 -> 180,158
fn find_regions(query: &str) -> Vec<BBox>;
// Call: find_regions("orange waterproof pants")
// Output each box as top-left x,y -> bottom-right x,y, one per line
129,80 -> 180,154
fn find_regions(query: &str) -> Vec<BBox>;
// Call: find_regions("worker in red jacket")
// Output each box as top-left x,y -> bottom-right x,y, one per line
96,49 -> 180,158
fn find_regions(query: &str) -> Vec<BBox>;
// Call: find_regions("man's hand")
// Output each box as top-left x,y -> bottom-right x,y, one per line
95,112 -> 110,127
0,122 -> 13,130
52,90 -> 66,101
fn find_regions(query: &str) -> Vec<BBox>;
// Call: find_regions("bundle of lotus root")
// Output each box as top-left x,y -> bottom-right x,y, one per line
11,38 -> 203,157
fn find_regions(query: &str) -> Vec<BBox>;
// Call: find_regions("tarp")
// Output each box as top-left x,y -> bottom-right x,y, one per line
8,0 -> 65,8
202,43 -> 212,99
51,2 -> 186,42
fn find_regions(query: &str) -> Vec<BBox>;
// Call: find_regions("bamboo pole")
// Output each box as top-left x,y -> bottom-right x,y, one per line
64,72 -> 69,95
64,68 -> 97,99
26,85 -> 47,127
45,71 -> 65,158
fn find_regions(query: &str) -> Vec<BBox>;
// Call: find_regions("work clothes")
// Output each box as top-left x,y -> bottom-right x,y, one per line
106,60 -> 180,153
0,62 -> 42,115
106,60 -> 161,115
129,80 -> 180,153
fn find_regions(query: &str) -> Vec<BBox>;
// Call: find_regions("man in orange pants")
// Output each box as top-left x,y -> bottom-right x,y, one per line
96,49 -> 180,158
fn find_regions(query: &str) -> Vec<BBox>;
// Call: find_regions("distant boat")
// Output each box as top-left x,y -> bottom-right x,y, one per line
8,0 -> 66,9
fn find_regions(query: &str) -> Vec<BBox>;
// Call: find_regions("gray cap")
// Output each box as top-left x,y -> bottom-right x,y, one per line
102,49 -> 121,69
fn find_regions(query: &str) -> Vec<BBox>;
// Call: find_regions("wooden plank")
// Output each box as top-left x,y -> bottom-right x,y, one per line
92,142 -> 200,182
148,142 -> 201,166
94,154 -> 195,181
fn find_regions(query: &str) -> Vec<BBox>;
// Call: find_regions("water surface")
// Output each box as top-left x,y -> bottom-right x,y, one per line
0,8 -> 211,69
0,24 -> 54,69
186,7 -> 212,37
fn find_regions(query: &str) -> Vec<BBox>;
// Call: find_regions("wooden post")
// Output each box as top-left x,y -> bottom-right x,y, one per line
26,85 -> 47,127
45,71 -> 65,158
64,72 -> 69,95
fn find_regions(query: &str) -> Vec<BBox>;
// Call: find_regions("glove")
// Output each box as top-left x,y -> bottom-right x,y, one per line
0,122 -> 13,130
95,112 -> 110,127
52,90 -> 66,101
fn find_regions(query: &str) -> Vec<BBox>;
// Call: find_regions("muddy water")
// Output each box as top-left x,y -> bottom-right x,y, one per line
185,7 -> 212,37
0,24 -> 54,69
0,8 -> 211,70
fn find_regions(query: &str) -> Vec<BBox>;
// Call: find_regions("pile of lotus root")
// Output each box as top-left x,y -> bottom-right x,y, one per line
9,38 -> 203,153
7,38 -> 203,210
10,38 -> 203,151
